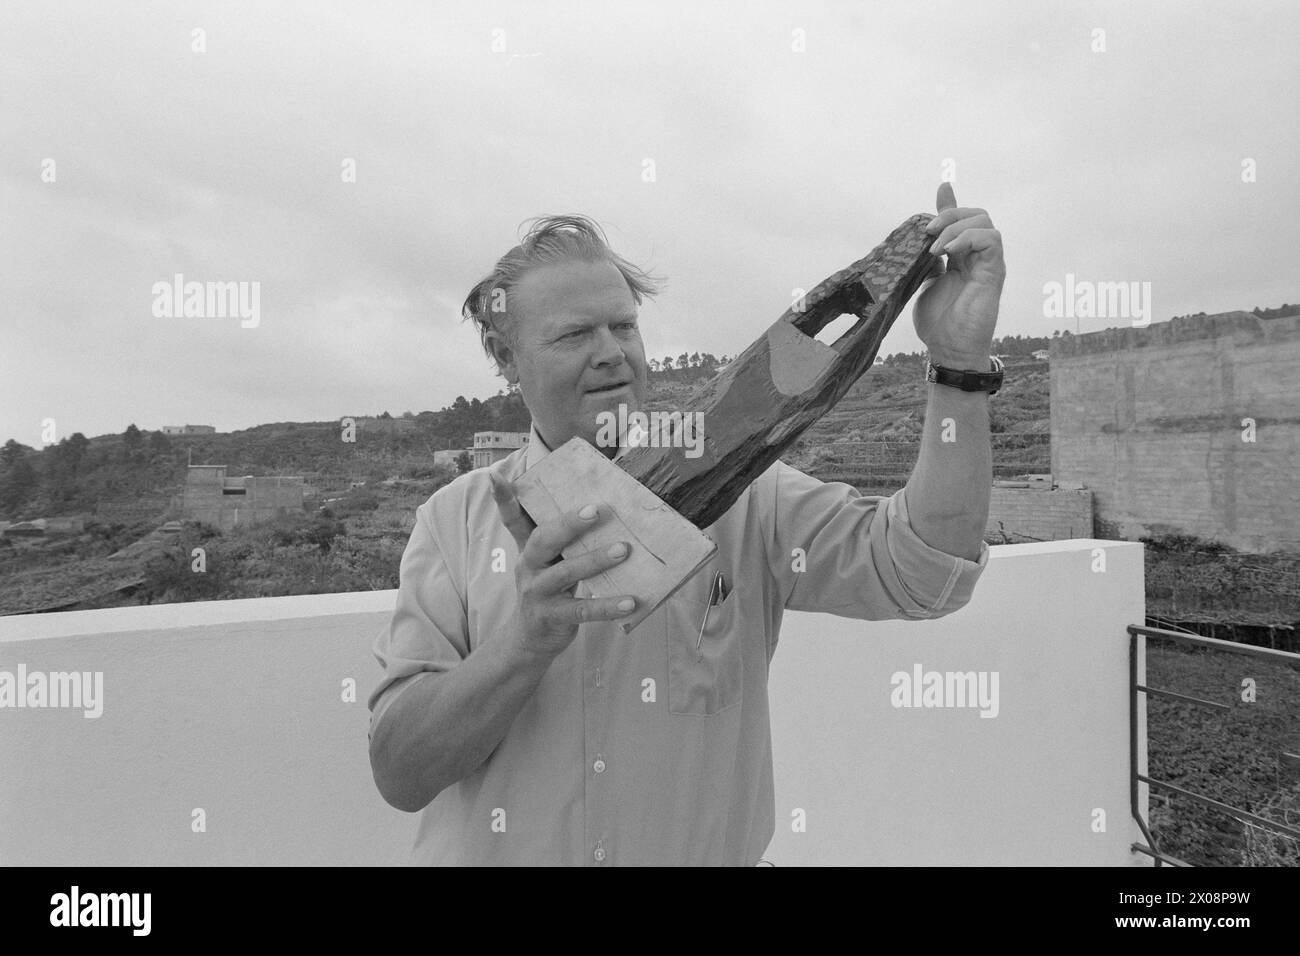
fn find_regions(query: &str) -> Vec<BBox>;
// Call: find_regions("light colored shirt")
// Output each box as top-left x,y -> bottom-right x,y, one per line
368,425 -> 989,865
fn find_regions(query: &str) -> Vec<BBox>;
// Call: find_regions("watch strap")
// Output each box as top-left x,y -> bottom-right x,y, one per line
925,354 -> 1004,395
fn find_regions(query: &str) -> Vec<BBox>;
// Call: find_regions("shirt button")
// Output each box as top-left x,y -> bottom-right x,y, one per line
594,846 -> 607,862
593,757 -> 606,774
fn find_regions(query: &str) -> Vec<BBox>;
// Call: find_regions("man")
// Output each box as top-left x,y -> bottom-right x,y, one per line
368,184 -> 1004,864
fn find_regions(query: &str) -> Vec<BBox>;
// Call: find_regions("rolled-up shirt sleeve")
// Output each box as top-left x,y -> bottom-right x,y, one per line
763,460 -> 989,621
367,498 -> 470,736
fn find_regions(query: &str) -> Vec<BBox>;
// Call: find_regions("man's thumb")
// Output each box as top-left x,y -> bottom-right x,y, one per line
937,181 -> 956,212
490,471 -> 534,552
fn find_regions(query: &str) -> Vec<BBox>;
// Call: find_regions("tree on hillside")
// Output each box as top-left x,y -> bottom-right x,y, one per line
455,451 -> 472,474
62,433 -> 89,471
123,424 -> 142,459
41,432 -> 89,506
0,457 -> 36,513
676,353 -> 688,370
148,431 -> 172,457
1,439 -> 31,469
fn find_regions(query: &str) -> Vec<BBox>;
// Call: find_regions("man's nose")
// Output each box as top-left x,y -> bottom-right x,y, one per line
589,327 -> 626,367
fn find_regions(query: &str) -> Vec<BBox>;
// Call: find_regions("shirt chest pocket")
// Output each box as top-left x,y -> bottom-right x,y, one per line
662,565 -> 743,716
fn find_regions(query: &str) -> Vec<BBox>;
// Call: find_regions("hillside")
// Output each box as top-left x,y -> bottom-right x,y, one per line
0,347 -> 1053,526
0,348 -> 1051,615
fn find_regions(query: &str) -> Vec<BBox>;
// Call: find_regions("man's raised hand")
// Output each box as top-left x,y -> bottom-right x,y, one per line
490,471 -> 637,659
914,181 -> 1004,370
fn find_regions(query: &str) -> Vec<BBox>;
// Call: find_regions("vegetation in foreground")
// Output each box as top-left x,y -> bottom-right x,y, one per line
1146,642 -> 1300,866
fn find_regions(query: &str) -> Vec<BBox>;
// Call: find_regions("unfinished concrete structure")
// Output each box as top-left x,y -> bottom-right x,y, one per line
1050,310 -> 1300,553
181,465 -> 304,530
985,478 -> 1094,544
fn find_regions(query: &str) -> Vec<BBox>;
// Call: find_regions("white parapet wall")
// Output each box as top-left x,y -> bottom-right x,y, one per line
766,537 -> 1147,865
0,591 -> 414,866
0,538 -> 1147,866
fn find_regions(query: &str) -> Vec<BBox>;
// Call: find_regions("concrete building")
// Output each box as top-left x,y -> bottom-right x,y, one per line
0,516 -> 86,538
1,520 -> 46,538
161,424 -> 217,436
181,465 -> 304,530
432,448 -> 471,469
472,431 -> 529,469
1031,349 -> 1050,361
1050,310 -> 1300,553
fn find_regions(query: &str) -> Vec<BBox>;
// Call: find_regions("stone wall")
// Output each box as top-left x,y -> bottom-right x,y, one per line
1050,311 -> 1300,553
986,487 -> 1093,543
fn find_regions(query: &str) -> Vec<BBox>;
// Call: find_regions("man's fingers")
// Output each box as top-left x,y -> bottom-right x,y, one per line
553,594 -> 638,626
928,212 -> 994,255
522,503 -> 603,569
937,226 -> 1003,259
925,205 -> 988,236
535,539 -> 631,595
489,471 -> 536,553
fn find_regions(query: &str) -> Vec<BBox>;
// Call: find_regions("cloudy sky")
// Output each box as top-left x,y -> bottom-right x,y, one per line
2,0 -> 1296,446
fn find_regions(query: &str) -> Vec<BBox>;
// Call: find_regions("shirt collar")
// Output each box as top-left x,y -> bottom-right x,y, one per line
524,423 -> 550,471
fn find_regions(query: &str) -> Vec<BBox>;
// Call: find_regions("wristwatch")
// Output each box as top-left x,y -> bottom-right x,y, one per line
925,354 -> 1004,395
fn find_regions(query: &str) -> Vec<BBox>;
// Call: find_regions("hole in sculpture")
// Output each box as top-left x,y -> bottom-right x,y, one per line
812,313 -> 858,348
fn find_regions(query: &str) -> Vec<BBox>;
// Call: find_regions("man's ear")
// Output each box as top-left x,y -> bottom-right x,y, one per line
485,328 -> 518,384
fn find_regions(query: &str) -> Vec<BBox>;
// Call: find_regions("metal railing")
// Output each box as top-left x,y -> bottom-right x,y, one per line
1129,623 -> 1300,866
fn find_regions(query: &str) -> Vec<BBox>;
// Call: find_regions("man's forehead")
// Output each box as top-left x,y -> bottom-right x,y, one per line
512,259 -> 638,325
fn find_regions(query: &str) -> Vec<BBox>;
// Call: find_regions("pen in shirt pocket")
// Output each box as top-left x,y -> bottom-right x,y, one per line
695,570 -> 730,659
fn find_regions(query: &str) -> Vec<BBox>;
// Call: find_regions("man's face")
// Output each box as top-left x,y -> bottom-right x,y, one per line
489,257 -> 649,456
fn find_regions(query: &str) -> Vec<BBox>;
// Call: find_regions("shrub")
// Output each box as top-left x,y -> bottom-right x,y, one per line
1240,782 -> 1300,866
138,549 -> 224,604
332,488 -> 379,515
